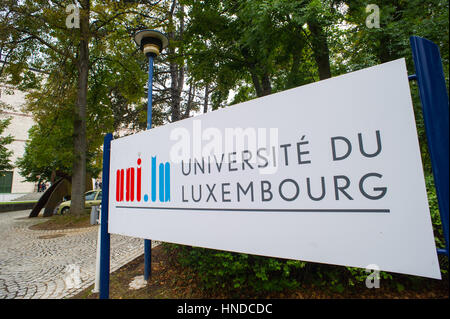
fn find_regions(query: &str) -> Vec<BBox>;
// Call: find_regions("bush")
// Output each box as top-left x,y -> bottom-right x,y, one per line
163,244 -> 307,294
425,174 -> 446,250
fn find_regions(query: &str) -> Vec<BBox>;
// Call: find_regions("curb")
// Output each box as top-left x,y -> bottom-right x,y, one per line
0,202 -> 36,213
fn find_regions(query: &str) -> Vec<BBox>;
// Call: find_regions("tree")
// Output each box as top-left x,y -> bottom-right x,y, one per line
335,0 -> 448,73
339,0 -> 449,174
1,0 -> 163,215
1,0 -> 91,215
182,0 -> 342,104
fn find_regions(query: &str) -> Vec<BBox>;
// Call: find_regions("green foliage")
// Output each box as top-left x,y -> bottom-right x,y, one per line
425,174 -> 445,249
16,123 -> 73,182
339,0 -> 449,78
183,0 -> 331,100
165,244 -> 306,293
3,1 -> 155,182
345,266 -> 393,287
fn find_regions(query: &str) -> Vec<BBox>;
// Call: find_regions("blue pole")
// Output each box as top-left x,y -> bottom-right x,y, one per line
144,54 -> 154,280
99,133 -> 112,299
410,36 -> 449,257
147,55 -> 154,130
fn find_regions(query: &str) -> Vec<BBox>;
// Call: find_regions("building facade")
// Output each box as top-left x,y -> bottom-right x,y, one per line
0,85 -> 37,195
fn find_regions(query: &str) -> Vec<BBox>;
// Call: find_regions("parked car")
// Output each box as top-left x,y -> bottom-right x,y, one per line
57,190 -> 102,215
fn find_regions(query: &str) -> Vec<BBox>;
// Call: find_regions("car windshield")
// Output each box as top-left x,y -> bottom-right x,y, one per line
97,192 -> 102,201
85,191 -> 97,201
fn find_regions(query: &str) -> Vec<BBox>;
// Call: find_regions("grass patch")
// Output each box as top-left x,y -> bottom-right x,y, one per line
29,212 -> 94,230
0,201 -> 37,205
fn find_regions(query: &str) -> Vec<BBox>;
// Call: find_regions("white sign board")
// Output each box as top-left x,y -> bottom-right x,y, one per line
108,59 -> 441,279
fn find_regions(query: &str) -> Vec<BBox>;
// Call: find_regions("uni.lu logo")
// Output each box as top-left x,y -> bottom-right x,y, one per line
116,156 -> 170,203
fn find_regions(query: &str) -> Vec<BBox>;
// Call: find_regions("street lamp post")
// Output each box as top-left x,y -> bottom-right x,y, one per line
134,29 -> 169,281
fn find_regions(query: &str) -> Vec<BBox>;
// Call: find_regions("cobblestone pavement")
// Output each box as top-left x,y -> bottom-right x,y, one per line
0,210 -> 158,299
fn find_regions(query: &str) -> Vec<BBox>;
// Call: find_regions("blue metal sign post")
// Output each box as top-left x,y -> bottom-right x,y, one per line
133,29 -> 169,282
99,133 -> 112,299
409,36 -> 449,257
144,54 -> 154,280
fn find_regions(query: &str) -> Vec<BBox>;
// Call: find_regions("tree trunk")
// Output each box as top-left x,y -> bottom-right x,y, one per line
70,1 -> 89,216
169,62 -> 181,121
287,53 -> 301,88
168,0 -> 184,123
241,46 -> 272,97
203,83 -> 209,113
183,83 -> 195,118
261,73 -> 272,96
308,19 -> 332,80
250,70 -> 271,97
250,69 -> 263,97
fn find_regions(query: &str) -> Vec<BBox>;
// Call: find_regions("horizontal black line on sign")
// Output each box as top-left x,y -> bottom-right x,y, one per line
115,206 -> 390,213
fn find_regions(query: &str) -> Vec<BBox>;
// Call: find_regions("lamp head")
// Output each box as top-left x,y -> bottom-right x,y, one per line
134,29 -> 169,57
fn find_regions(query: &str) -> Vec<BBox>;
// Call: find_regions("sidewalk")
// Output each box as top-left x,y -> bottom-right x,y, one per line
0,210 -> 154,299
